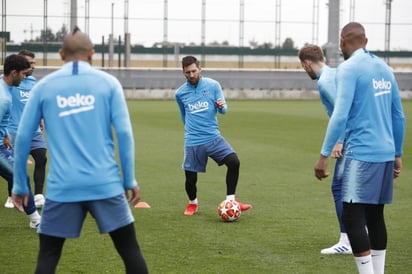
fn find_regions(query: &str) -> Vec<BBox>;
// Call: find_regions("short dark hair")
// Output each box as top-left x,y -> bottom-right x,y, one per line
18,49 -> 35,59
341,22 -> 366,46
182,56 -> 200,69
3,54 -> 31,76
298,45 -> 324,63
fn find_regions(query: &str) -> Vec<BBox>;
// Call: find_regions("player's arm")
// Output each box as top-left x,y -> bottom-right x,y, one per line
0,97 -> 9,140
13,85 -> 42,200
390,79 -> 406,159
111,80 -> 138,190
390,78 -> 405,179
215,82 -> 227,114
320,65 -> 354,157
315,65 -> 355,180
175,93 -> 186,124
318,85 -> 334,118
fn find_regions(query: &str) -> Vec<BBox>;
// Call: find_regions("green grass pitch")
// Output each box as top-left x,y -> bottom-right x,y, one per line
1,100 -> 411,274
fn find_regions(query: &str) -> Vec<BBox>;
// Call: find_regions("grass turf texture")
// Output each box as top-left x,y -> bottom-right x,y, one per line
0,100 -> 411,274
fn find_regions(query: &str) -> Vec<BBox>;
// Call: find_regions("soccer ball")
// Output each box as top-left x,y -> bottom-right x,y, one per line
217,200 -> 241,222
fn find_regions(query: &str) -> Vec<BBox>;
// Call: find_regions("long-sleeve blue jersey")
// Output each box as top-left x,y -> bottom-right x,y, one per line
0,79 -> 12,140
13,61 -> 137,202
317,65 -> 345,143
175,77 -> 227,147
317,65 -> 336,118
321,48 -> 405,161
8,75 -> 39,135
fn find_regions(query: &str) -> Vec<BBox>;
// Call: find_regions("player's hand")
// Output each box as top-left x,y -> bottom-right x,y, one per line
216,98 -> 224,109
40,119 -> 45,131
3,136 -> 12,150
12,193 -> 29,213
126,186 -> 141,206
394,157 -> 402,179
331,143 -> 343,159
314,154 -> 330,180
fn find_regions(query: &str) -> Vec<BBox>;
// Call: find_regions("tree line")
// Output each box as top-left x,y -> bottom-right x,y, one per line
27,24 -> 297,49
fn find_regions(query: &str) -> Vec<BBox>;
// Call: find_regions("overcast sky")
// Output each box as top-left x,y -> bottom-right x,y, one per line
3,0 -> 412,50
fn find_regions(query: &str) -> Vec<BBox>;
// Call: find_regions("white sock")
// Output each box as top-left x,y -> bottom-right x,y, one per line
28,210 -> 41,220
371,249 -> 386,274
226,194 -> 235,201
354,255 -> 374,274
189,198 -> 198,204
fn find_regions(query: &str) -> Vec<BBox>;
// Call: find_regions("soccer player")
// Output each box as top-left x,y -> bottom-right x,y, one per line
8,49 -> 47,208
0,54 -> 41,228
314,22 -> 405,274
175,55 -> 252,216
298,45 -> 351,255
12,27 -> 148,273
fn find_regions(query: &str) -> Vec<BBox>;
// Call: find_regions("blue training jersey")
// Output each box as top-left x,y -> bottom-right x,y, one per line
0,79 -> 12,140
8,75 -> 40,135
175,76 -> 227,147
13,61 -> 137,202
321,48 -> 405,161
317,65 -> 345,144
317,65 -> 336,118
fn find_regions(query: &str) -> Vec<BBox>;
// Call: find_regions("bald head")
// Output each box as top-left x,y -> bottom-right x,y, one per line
340,22 -> 368,60
59,27 -> 94,63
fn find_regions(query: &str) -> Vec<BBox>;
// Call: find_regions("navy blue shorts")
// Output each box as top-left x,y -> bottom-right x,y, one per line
0,144 -> 13,174
10,132 -> 46,151
341,159 -> 394,204
30,132 -> 47,150
38,194 -> 135,238
182,136 -> 235,172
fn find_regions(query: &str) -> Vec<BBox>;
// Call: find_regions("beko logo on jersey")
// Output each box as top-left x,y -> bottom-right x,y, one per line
19,90 -> 30,103
188,101 -> 209,113
373,78 -> 391,90
57,94 -> 95,108
56,93 -> 95,117
19,90 -> 30,98
372,78 -> 392,97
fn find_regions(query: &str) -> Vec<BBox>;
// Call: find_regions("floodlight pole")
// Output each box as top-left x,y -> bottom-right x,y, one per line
109,2 -> 114,67
325,0 -> 340,67
1,0 -> 6,65
274,0 -> 281,69
162,0 -> 168,67
124,0 -> 131,67
239,0 -> 244,68
70,0 -> 77,31
384,0 -> 393,64
201,0 -> 206,67
85,0 -> 90,34
312,0 -> 319,45
43,0 -> 48,66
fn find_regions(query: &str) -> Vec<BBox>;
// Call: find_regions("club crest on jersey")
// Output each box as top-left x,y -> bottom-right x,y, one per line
56,93 -> 95,117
